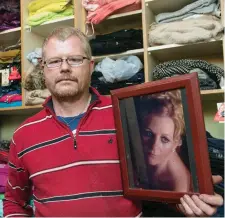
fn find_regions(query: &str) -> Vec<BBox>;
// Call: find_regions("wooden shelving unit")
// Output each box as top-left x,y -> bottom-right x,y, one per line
0,27 -> 21,46
93,48 -> 144,62
26,15 -> 74,37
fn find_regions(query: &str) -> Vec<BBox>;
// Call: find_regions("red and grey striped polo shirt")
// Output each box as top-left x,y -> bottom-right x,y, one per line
3,88 -> 142,217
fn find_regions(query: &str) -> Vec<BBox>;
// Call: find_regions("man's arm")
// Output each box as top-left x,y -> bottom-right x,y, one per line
3,139 -> 33,217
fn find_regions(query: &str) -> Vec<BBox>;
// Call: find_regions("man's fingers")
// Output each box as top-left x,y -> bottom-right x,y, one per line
177,204 -> 187,215
180,196 -> 195,217
183,195 -> 204,216
192,195 -> 216,216
212,175 -> 223,185
199,193 -> 224,206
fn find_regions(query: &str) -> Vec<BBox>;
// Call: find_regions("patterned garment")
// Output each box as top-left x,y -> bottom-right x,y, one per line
152,59 -> 224,87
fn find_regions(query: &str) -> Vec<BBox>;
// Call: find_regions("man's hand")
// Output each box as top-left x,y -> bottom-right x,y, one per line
177,175 -> 224,217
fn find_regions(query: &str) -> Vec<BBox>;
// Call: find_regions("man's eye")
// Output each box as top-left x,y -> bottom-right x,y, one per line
49,59 -> 61,64
69,58 -> 82,63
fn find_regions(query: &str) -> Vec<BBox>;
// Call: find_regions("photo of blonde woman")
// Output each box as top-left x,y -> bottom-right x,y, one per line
137,89 -> 192,192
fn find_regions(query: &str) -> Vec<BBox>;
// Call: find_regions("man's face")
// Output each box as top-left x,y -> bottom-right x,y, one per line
43,36 -> 94,100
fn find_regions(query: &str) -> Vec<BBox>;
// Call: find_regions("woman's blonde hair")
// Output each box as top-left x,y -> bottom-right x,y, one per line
140,89 -> 185,141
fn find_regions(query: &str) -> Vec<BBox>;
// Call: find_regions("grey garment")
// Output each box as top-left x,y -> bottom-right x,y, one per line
149,15 -> 223,46
155,0 -> 219,23
152,59 -> 224,88
190,68 -> 218,90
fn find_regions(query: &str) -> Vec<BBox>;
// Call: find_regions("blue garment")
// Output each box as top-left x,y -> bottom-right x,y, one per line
0,101 -> 22,108
57,113 -> 84,131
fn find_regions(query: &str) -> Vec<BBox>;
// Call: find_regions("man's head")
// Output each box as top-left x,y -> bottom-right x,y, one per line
42,27 -> 94,100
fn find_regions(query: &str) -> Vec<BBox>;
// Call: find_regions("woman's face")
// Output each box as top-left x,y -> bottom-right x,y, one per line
142,114 -> 179,166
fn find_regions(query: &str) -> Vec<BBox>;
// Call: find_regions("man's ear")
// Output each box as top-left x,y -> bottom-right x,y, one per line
90,59 -> 95,74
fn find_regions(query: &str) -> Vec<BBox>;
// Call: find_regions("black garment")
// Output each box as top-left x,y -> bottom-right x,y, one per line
142,201 -> 184,217
90,29 -> 143,56
91,69 -> 144,95
206,131 -> 224,197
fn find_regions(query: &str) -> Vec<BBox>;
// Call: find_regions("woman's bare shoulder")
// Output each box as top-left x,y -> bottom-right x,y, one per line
168,154 -> 190,180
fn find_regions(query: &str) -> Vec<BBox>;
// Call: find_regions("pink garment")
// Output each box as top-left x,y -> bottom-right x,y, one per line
83,0 -> 141,24
0,94 -> 22,103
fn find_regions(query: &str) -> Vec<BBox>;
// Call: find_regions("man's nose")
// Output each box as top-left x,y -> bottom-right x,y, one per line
60,59 -> 71,71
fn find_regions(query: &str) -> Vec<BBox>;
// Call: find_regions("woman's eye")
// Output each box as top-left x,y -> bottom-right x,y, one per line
144,130 -> 153,137
161,137 -> 169,143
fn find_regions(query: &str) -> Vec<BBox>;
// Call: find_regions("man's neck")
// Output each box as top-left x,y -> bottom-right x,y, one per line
52,92 -> 91,117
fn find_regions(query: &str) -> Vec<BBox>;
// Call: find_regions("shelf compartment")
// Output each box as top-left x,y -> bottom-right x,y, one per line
93,10 -> 142,35
26,15 -> 74,37
107,9 -> 142,20
0,27 -> 21,45
0,105 -> 42,115
93,48 -> 144,62
201,89 -> 224,101
148,40 -> 223,61
145,0 -> 196,15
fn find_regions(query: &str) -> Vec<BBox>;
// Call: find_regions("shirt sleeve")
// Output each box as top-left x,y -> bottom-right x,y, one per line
3,139 -> 33,217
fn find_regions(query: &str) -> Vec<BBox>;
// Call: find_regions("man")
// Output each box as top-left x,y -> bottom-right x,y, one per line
3,27 -> 223,217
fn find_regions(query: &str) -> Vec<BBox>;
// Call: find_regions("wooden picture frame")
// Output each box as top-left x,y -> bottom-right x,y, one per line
111,72 -> 213,203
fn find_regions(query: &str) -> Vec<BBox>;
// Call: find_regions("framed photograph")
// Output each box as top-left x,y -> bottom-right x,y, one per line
111,72 -> 214,203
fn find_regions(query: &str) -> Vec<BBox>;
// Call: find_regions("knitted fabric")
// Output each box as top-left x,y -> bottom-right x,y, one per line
152,59 -> 224,88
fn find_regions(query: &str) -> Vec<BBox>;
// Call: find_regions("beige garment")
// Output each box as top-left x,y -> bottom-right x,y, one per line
148,15 -> 223,46
25,89 -> 51,106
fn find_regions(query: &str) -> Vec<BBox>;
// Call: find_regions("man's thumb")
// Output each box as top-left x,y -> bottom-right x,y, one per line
212,175 -> 223,185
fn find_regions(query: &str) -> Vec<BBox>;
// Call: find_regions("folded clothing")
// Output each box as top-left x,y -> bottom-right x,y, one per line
155,0 -> 220,24
0,101 -> 22,108
0,50 -> 21,63
0,93 -> 22,103
25,89 -> 51,106
90,29 -> 143,56
91,69 -> 144,95
28,3 -> 74,26
149,15 -> 223,46
83,0 -> 141,24
152,59 -> 223,89
0,0 -> 20,31
28,0 -> 71,13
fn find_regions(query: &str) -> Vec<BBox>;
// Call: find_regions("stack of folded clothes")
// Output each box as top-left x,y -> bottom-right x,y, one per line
0,0 -> 20,32
82,0 -> 141,24
152,59 -> 224,90
0,48 -> 22,108
148,0 -> 222,46
90,29 -> 143,56
27,0 -> 74,26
